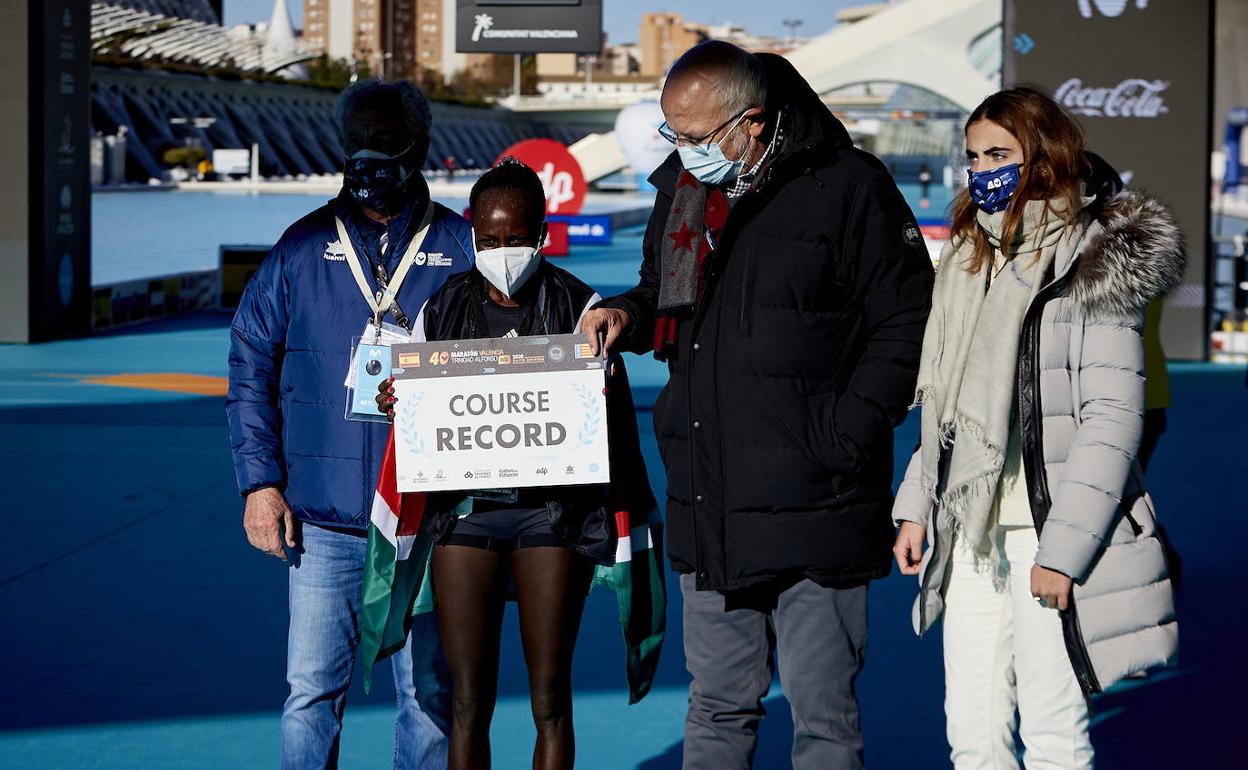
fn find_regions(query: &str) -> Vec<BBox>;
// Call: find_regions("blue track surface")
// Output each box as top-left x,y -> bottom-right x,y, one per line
1,222 -> 1245,769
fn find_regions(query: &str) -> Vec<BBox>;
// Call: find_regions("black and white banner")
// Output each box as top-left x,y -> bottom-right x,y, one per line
29,0 -> 92,341
390,334 -> 610,493
1005,0 -> 1214,359
456,0 -> 603,54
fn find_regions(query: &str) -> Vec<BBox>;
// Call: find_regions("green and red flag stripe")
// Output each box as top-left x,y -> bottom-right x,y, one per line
359,430 -> 430,692
592,507 -> 666,704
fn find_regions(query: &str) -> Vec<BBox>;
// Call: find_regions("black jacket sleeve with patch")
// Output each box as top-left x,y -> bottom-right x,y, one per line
826,172 -> 934,475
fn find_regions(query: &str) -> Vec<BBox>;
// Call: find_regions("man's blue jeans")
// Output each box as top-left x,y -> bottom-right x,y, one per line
283,522 -> 451,770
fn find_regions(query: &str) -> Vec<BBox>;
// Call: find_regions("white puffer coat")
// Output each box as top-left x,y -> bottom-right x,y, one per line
894,191 -> 1185,695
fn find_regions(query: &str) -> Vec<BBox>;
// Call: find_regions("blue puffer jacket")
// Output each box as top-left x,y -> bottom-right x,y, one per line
226,189 -> 474,528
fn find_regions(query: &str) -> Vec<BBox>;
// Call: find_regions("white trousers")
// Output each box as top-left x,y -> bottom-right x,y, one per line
942,526 -> 1094,770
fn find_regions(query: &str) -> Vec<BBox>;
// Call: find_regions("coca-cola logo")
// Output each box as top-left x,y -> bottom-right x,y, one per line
1054,78 -> 1169,118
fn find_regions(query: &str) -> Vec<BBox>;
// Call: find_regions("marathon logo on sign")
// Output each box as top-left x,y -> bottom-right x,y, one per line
1054,78 -> 1169,118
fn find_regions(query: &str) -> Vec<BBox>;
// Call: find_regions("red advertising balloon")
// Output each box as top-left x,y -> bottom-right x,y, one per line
497,139 -> 587,216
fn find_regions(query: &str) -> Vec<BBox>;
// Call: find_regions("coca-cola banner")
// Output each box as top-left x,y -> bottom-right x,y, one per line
1053,78 -> 1170,119
1004,0 -> 1214,360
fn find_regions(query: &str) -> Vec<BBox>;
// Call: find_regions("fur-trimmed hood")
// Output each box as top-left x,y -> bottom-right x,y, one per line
1068,191 -> 1186,317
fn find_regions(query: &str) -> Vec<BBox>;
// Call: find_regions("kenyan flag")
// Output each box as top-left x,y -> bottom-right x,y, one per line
357,359 -> 669,702
593,508 -> 666,704
359,430 -> 433,692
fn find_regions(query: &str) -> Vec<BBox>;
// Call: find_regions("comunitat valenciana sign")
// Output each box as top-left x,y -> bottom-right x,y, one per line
1004,0 -> 1213,360
390,334 -> 610,493
457,0 -> 603,54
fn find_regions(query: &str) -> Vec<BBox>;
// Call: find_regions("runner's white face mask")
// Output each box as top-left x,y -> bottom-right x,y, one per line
474,238 -> 543,298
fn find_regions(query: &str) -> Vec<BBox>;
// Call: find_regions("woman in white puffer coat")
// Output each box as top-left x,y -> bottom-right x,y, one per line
892,87 -> 1182,769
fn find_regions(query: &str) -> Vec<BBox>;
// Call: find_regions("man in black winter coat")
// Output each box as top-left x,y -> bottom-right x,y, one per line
582,41 -> 933,769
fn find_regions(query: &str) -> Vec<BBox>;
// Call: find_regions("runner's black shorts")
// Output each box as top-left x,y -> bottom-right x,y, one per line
442,506 -> 565,552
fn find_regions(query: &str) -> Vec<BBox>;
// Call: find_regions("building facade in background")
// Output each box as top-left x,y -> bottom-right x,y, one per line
301,5 -> 794,92
302,0 -> 466,82
527,11 -> 807,108
638,12 -> 797,78
639,13 -> 704,78
304,0 -> 360,63
704,23 -> 792,56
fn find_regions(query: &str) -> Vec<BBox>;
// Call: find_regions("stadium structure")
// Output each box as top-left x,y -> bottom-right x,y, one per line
89,0 -> 600,182
89,0 -> 1004,185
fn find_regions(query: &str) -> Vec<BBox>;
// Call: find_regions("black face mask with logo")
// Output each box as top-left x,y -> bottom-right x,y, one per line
343,143 -> 418,217
341,99 -> 428,217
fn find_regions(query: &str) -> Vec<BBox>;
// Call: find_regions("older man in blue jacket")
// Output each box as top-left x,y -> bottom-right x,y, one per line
226,80 -> 473,770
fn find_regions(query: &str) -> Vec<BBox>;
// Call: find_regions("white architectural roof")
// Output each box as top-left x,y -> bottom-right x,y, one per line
91,1 -> 315,75
785,0 -> 1001,112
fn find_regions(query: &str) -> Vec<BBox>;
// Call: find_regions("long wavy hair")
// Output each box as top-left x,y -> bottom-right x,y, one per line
950,87 -> 1090,273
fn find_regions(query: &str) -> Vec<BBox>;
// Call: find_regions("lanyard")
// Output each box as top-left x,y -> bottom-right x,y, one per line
335,203 -> 434,330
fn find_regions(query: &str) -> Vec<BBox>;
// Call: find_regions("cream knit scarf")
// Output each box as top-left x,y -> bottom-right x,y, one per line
915,197 -> 1089,565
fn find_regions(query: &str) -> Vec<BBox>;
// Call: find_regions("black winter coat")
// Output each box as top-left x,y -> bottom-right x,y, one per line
596,55 -> 934,591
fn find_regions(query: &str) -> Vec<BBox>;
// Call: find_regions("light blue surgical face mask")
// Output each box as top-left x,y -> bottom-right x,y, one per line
676,114 -> 749,186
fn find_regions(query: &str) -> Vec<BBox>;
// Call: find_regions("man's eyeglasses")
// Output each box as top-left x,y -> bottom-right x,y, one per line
657,108 -> 749,147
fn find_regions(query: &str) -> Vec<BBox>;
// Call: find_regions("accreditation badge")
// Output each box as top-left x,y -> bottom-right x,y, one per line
345,321 -> 411,423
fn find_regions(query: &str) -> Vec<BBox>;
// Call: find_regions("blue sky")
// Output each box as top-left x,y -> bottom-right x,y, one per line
224,0 -> 864,46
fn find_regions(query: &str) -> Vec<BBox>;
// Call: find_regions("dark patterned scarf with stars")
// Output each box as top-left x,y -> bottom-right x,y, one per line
654,170 -> 729,360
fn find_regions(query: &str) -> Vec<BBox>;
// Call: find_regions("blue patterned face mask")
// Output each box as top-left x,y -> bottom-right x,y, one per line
676,114 -> 749,186
344,143 -> 415,215
967,163 -> 1021,214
